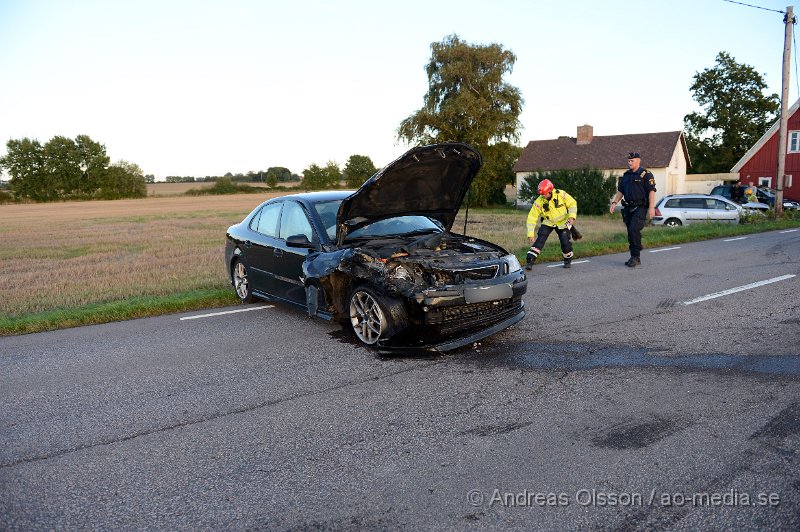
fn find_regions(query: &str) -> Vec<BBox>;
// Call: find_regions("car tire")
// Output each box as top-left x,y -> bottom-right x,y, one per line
232,258 -> 256,303
349,285 -> 407,345
664,218 -> 682,227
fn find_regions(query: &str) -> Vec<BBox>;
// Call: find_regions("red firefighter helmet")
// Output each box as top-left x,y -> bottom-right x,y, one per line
537,179 -> 555,196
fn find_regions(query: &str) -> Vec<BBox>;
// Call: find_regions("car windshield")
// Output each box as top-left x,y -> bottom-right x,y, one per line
312,200 -> 344,241
348,216 -> 443,240
311,201 -> 445,241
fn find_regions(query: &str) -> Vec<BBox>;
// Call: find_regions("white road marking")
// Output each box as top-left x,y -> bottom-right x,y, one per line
780,229 -> 799,233
682,275 -> 796,305
546,259 -> 590,268
180,305 -> 275,320
723,236 -> 748,242
649,247 -> 681,253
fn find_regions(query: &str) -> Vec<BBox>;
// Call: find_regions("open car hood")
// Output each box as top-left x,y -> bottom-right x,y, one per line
336,142 -> 482,244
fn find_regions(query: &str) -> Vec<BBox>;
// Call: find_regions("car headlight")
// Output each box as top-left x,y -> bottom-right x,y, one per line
504,254 -> 522,273
389,264 -> 414,282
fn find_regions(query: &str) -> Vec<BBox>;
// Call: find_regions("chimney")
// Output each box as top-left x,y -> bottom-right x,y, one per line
577,124 -> 593,145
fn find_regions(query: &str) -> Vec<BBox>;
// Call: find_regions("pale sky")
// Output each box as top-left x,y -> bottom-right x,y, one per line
0,0 -> 796,179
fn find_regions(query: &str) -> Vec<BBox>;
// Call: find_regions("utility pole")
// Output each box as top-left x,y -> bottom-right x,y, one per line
776,5 -> 795,217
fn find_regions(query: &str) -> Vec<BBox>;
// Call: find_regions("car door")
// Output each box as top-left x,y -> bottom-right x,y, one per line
272,200 -> 318,304
675,197 -> 706,223
705,198 -> 738,223
244,202 -> 283,295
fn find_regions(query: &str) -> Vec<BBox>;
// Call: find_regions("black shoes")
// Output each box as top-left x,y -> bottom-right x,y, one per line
563,260 -> 571,268
525,253 -> 536,271
625,257 -> 641,267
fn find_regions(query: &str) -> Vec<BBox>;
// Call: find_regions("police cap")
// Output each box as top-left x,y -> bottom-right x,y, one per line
627,151 -> 641,159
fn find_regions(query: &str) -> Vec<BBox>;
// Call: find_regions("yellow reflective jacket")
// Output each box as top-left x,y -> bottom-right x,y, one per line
526,189 -> 578,237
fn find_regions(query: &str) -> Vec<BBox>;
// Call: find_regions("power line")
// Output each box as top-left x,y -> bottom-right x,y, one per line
794,24 -> 800,100
722,0 -> 785,14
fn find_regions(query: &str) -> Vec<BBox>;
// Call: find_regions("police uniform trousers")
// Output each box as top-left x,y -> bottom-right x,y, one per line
622,205 -> 647,258
532,225 -> 572,256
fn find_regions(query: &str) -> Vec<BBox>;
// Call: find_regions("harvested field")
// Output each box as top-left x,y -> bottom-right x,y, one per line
146,181 -> 290,196
0,194 -> 286,317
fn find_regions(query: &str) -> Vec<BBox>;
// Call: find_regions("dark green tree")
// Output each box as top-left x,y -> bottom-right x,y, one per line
0,135 -> 144,200
519,167 -> 617,216
397,34 -> 524,206
101,160 -> 147,199
343,154 -> 377,188
74,134 -> 110,195
684,51 -> 779,173
265,166 -> 293,182
44,135 -> 82,198
302,161 -> 341,190
1,138 -> 46,200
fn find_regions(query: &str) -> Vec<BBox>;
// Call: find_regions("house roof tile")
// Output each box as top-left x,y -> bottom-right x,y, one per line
513,131 -> 687,172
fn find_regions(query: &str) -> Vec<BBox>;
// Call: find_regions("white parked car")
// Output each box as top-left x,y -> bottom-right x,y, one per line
651,194 -> 768,227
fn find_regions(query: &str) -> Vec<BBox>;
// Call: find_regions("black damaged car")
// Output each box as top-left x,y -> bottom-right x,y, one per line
224,142 -> 527,352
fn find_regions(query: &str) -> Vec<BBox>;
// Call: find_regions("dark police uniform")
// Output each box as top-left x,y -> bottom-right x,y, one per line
618,159 -> 656,262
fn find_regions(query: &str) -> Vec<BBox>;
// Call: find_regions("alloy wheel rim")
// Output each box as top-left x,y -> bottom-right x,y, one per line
234,262 -> 249,299
350,291 -> 385,344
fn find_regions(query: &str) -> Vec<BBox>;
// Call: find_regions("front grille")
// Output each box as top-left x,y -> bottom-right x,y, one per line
452,265 -> 499,280
426,298 -> 522,337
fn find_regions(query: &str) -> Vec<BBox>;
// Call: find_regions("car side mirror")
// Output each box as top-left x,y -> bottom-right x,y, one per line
286,234 -> 315,248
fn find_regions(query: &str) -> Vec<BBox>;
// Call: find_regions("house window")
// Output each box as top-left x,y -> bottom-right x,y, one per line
758,177 -> 772,188
790,131 -> 800,153
785,175 -> 793,188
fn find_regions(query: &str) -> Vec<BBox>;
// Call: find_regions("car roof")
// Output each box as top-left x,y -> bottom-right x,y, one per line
662,194 -> 729,199
266,190 -> 354,203
251,190 -> 354,211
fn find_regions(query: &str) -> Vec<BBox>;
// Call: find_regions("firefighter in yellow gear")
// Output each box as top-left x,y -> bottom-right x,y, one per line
526,179 -> 580,269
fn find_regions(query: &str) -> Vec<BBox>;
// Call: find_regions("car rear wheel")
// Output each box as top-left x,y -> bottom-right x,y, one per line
349,286 -> 408,345
664,218 -> 682,227
232,259 -> 256,303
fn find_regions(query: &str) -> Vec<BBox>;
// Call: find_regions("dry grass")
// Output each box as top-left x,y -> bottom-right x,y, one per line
0,194 -> 287,317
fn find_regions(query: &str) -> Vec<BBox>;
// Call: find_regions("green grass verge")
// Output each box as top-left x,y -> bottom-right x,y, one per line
0,288 -> 239,336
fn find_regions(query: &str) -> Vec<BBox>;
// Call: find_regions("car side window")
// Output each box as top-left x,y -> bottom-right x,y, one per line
664,199 -> 680,208
679,198 -> 705,209
279,201 -> 314,241
255,203 -> 282,237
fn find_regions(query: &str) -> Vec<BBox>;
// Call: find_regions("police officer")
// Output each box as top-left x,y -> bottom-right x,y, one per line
609,152 -> 656,267
526,179 -> 578,269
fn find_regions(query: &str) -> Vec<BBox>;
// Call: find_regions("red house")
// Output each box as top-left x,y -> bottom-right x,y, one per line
731,99 -> 800,201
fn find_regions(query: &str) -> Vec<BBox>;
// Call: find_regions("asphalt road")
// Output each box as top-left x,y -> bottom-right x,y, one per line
1,228 -> 799,530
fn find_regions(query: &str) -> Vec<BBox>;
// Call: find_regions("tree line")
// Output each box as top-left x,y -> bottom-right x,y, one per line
0,135 -> 146,201
0,38 -> 777,205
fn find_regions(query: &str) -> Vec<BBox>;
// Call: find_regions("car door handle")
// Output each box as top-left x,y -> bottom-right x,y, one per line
273,248 -> 284,258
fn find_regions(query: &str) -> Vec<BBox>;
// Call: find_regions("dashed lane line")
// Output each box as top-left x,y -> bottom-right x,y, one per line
682,275 -> 796,306
649,246 -> 681,253
546,259 -> 591,268
180,305 -> 275,320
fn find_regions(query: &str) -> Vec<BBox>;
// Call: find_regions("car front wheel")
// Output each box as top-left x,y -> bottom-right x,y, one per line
349,287 -> 388,345
664,218 -> 682,227
348,286 -> 409,346
232,258 -> 256,303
